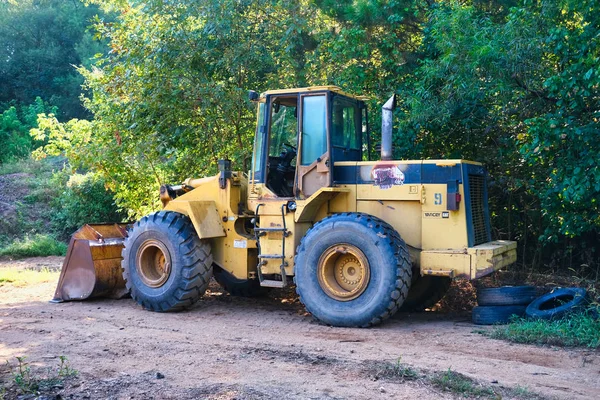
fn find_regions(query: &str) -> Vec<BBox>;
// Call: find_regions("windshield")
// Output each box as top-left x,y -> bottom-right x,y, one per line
269,97 -> 298,158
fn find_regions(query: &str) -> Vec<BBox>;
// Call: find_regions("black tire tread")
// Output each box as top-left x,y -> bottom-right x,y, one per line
294,212 -> 411,327
122,211 -> 212,312
525,287 -> 588,320
472,305 -> 527,325
477,286 -> 538,306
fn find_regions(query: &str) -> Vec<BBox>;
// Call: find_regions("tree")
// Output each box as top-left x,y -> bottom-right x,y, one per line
399,0 -> 599,269
0,0 -> 105,120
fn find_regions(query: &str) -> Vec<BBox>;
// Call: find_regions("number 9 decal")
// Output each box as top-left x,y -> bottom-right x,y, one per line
434,193 -> 442,205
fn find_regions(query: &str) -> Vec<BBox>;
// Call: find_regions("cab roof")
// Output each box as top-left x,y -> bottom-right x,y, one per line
261,86 -> 368,101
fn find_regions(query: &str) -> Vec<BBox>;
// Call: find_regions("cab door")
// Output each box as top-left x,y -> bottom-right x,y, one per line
295,92 -> 331,198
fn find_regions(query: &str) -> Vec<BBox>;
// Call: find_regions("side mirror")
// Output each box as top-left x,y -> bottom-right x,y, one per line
248,90 -> 259,101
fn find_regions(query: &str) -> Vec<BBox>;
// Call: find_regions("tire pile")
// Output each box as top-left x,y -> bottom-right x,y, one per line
472,286 -> 590,325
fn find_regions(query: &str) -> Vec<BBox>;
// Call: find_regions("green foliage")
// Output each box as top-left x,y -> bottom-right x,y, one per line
50,171 -> 126,238
489,312 -> 600,348
5,0 -> 597,273
0,235 -> 67,259
12,357 -> 36,394
57,356 -> 78,378
399,0 -> 599,271
0,0 -> 106,120
0,98 -> 57,164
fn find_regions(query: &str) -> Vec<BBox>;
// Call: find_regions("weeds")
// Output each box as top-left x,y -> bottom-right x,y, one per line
507,385 -> 541,400
370,357 -> 419,381
0,234 -> 67,259
7,356 -> 77,396
488,312 -> 600,348
58,355 -> 78,378
11,357 -> 36,394
431,368 -> 497,398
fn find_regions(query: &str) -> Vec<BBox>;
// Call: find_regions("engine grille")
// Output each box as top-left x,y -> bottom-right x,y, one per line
468,174 -> 488,245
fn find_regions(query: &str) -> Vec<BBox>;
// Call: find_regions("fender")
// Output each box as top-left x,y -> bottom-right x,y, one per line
164,200 -> 226,239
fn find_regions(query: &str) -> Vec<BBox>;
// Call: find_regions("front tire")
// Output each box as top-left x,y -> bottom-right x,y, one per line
122,211 -> 213,311
294,213 -> 411,327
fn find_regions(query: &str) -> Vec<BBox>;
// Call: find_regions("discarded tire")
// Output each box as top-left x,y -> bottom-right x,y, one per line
525,287 -> 588,320
477,286 -> 538,306
472,305 -> 527,325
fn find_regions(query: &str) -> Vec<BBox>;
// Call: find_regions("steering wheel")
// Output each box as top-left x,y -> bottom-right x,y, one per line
283,142 -> 297,152
277,142 -> 297,173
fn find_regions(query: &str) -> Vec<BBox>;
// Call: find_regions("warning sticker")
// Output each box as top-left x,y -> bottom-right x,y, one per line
233,239 -> 247,249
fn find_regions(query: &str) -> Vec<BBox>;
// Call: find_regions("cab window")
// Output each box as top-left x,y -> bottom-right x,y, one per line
331,96 -> 361,162
301,95 -> 327,165
265,96 -> 298,197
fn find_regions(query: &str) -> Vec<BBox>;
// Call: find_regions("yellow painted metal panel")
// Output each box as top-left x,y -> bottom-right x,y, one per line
356,183 -> 421,201
294,187 -> 350,222
468,240 -> 518,279
328,185 -> 357,214
420,240 -> 517,280
420,250 -> 470,278
420,184 -> 469,250
356,200 -> 422,250
186,201 -> 226,238
262,86 -> 368,101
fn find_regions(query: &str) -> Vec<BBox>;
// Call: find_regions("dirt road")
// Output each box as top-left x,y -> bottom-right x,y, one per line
1,257 -> 599,399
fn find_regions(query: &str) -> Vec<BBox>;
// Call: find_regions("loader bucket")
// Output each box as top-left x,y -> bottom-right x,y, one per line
51,224 -> 129,303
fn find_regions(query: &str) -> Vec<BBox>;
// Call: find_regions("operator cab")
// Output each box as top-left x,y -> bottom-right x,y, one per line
250,86 -> 368,199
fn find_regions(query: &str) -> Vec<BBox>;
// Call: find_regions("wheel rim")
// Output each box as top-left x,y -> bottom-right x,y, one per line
317,244 -> 370,301
136,239 -> 171,288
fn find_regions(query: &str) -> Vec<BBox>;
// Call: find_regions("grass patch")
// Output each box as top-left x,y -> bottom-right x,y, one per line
488,313 -> 600,348
367,358 -> 420,382
431,369 -> 497,398
507,385 -> 544,400
0,234 -> 67,259
364,358 -> 544,399
0,268 -> 60,287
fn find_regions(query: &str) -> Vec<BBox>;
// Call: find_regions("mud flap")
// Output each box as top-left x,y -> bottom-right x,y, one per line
51,224 -> 129,302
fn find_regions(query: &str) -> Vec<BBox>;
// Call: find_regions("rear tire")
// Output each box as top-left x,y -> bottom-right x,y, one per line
294,213 -> 411,327
213,266 -> 269,297
122,211 -> 213,312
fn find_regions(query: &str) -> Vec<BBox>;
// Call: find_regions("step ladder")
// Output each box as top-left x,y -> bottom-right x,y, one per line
253,203 -> 289,288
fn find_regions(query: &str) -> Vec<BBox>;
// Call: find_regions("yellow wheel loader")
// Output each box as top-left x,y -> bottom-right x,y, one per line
53,86 -> 517,327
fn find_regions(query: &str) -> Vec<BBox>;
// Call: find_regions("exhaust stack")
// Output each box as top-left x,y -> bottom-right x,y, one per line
381,94 -> 397,161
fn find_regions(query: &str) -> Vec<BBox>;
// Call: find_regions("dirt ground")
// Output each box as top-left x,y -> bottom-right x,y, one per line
1,257 -> 599,400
